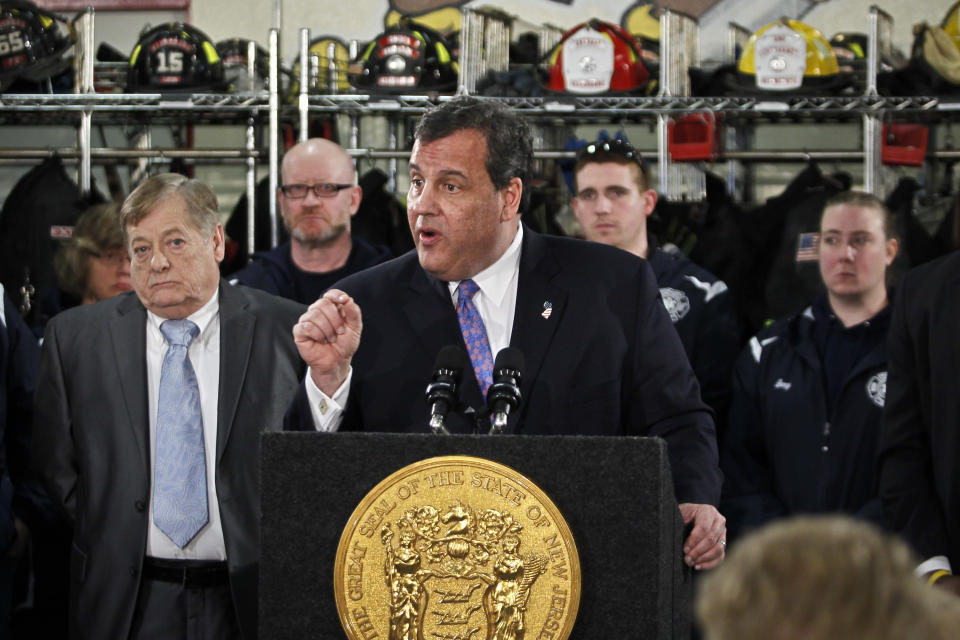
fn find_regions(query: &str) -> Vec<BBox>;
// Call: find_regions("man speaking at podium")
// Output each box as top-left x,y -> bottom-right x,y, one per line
292,97 -> 726,570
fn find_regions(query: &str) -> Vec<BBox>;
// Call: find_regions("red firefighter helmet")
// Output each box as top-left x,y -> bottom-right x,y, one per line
546,19 -> 649,94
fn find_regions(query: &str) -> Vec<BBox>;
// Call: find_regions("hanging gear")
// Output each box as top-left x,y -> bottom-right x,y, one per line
0,156 -> 104,326
126,22 -> 225,92
349,17 -> 458,93
545,19 -> 649,94
0,0 -> 75,92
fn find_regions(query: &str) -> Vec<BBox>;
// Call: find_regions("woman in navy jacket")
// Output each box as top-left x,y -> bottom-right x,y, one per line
721,191 -> 899,544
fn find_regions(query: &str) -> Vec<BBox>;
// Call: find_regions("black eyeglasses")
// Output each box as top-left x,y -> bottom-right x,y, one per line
279,183 -> 353,199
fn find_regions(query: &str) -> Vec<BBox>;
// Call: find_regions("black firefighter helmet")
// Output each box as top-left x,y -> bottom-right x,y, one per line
350,17 -> 458,93
127,22 -> 226,92
0,0 -> 75,91
215,37 -> 270,92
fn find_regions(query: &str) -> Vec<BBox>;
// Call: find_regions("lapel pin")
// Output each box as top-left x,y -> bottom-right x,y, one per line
541,301 -> 553,319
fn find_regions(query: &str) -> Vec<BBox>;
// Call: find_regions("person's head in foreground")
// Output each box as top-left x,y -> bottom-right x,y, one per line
696,515 -> 960,640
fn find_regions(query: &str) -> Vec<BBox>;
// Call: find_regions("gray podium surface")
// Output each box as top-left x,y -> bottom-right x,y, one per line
260,432 -> 691,639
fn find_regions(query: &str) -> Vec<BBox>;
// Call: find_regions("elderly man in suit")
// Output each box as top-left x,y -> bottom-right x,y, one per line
33,174 -> 307,639
293,96 -> 726,571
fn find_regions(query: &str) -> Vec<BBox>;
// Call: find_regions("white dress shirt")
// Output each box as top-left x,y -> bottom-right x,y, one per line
308,225 -> 524,431
145,290 -> 226,560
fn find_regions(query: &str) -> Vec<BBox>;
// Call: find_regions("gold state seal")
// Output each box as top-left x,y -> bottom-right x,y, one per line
334,456 -> 580,640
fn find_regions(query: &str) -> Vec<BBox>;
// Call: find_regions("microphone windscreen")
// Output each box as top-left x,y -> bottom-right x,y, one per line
435,345 -> 468,378
493,347 -> 524,374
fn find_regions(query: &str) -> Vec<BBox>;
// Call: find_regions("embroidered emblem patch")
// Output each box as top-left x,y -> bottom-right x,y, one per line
659,287 -> 690,323
866,371 -> 887,408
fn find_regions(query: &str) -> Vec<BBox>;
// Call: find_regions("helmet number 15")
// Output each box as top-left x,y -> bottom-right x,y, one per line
155,50 -> 184,74
0,31 -> 25,56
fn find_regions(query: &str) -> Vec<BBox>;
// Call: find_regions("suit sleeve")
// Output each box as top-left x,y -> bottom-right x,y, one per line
630,264 -> 721,506
31,318 -> 78,523
878,280 -> 949,560
720,343 -> 788,542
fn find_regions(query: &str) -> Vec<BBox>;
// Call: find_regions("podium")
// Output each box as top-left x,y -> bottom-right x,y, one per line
260,432 -> 691,639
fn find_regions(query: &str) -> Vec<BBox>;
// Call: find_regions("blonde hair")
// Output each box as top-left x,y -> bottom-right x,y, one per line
822,190 -> 897,241
696,516 -> 960,640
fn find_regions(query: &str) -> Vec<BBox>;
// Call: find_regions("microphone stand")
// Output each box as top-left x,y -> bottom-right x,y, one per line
489,410 -> 508,435
428,413 -> 450,435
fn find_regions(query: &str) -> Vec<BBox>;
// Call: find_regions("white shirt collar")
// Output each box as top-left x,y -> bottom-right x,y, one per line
448,224 -> 523,304
147,288 -> 220,347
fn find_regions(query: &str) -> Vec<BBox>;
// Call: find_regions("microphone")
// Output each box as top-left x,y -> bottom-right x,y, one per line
487,347 -> 524,435
425,345 -> 467,435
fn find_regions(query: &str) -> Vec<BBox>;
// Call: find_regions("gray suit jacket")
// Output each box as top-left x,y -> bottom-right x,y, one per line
32,281 -> 305,640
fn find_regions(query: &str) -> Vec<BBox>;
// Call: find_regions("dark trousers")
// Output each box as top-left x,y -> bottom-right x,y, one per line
129,560 -> 241,640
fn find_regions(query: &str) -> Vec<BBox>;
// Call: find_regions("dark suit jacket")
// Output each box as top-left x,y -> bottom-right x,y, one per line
0,290 -> 39,551
880,250 -> 960,566
307,227 -> 720,505
32,281 -> 305,640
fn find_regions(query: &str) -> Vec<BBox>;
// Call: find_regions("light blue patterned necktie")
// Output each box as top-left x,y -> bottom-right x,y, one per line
153,319 -> 208,548
456,279 -> 494,399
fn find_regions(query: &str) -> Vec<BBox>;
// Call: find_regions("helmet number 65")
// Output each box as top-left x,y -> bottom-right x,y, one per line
0,31 -> 25,56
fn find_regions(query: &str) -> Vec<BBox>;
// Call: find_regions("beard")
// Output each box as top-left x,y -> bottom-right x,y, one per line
285,216 -> 348,248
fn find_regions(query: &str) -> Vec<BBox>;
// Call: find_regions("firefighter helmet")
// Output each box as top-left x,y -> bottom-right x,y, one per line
350,17 -> 458,93
0,0 -> 75,91
736,19 -> 843,93
127,22 -> 225,92
546,19 -> 649,94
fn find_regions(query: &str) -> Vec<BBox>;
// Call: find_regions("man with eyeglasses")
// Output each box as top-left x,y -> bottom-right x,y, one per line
230,138 -> 391,304
291,97 -> 727,572
572,138 -> 740,438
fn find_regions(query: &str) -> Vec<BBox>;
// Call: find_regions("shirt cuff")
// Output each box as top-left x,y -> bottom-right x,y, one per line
304,367 -> 351,432
916,555 -> 952,577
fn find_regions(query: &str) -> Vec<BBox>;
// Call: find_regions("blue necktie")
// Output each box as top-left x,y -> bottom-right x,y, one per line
456,279 -> 494,399
153,319 -> 208,548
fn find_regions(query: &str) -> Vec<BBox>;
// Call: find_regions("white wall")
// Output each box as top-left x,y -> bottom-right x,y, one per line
183,0 -> 957,65
70,0 -> 956,64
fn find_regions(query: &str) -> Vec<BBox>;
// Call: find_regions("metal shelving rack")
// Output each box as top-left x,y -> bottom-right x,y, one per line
285,6 -> 945,203
289,93 -> 943,116
0,10 -> 282,257
0,5 -> 950,238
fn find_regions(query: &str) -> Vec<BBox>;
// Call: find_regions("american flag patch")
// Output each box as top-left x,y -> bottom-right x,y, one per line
795,232 -> 819,262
